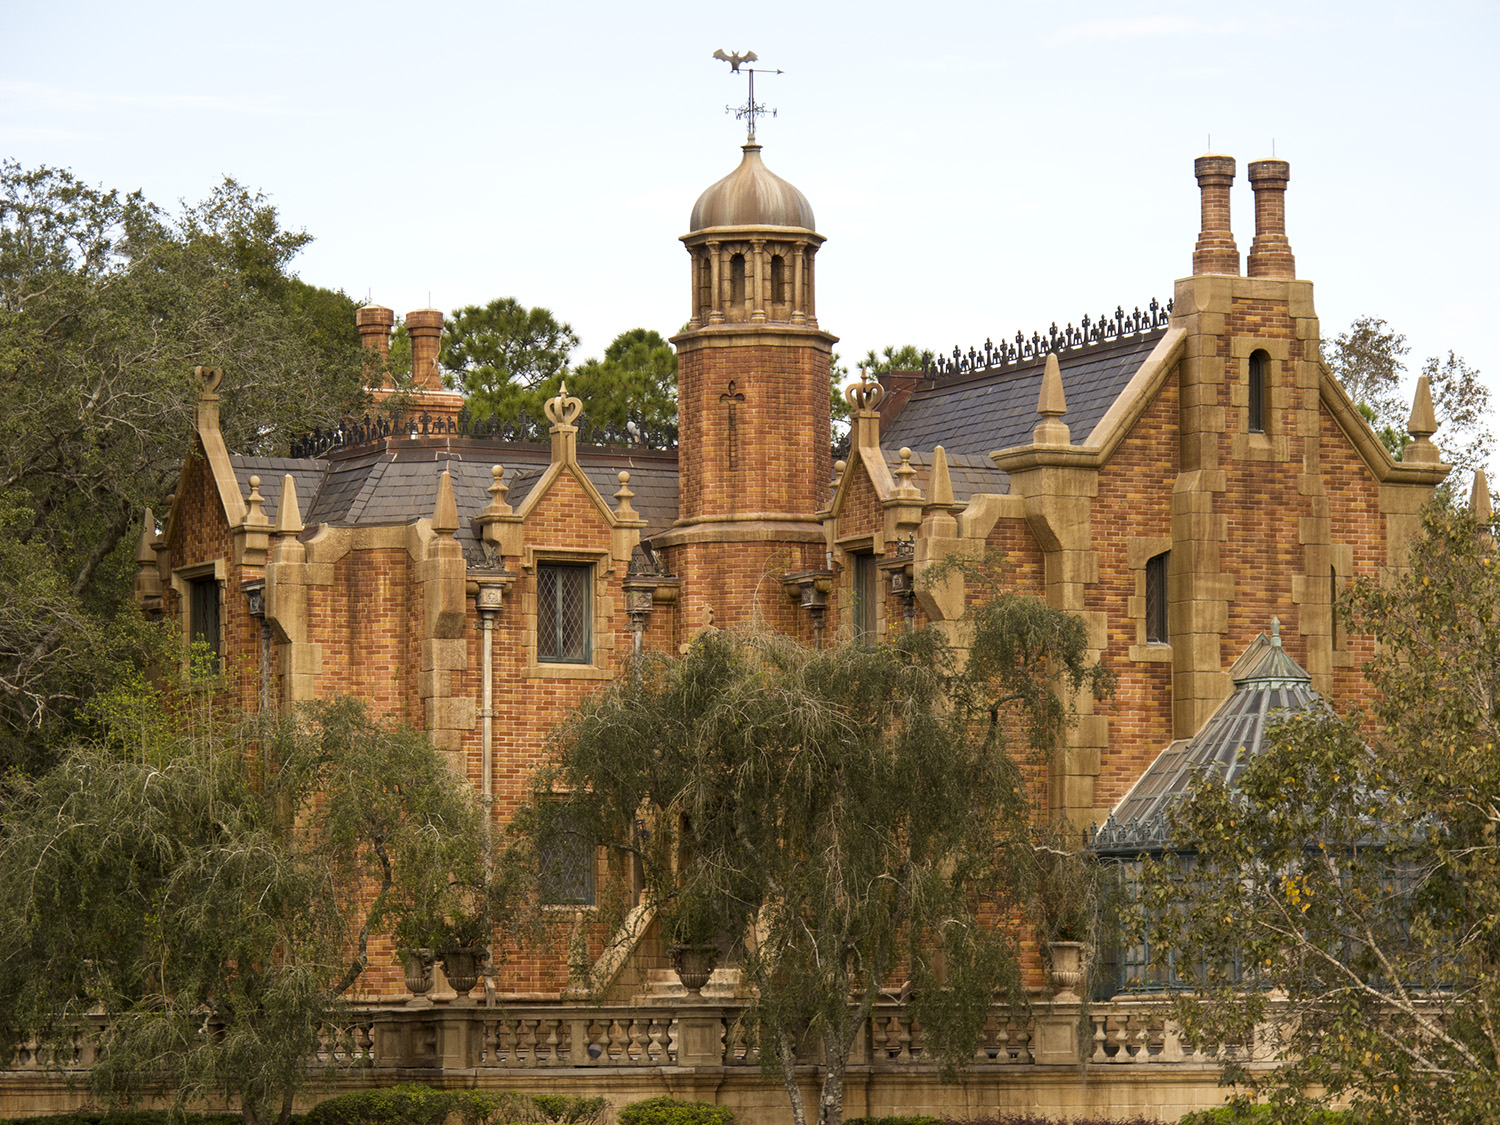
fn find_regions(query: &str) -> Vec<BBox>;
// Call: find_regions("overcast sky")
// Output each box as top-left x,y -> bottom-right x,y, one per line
4,0 -> 1496,472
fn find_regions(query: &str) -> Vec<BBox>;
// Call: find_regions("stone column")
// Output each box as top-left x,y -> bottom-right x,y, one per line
707,241 -> 723,324
750,238 -> 766,323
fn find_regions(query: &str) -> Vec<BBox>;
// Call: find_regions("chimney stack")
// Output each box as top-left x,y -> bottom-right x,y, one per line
1192,155 -> 1240,276
1247,159 -> 1296,279
407,308 -> 445,392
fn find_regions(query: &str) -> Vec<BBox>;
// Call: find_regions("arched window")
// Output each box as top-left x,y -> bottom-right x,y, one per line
730,253 -> 746,308
1248,350 -> 1269,434
770,254 -> 786,306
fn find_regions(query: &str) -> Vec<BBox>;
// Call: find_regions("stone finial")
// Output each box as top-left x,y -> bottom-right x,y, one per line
894,447 -> 922,500
275,474 -> 304,535
614,471 -> 640,521
1033,353 -> 1071,445
432,469 -> 460,535
1270,615 -> 1282,646
1405,374 -> 1441,463
483,465 -> 513,518
244,476 -> 269,528
843,369 -> 885,412
929,445 -> 954,507
1247,159 -> 1295,279
832,459 -> 846,491
544,381 -> 584,465
1192,154 -> 1241,276
134,508 -> 159,566
544,381 -> 584,429
1472,468 -> 1493,523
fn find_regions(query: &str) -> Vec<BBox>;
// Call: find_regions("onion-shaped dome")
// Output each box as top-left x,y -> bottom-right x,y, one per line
689,143 -> 816,232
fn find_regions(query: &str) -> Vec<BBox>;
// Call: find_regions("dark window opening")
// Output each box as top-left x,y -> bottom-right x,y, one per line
1331,565 -> 1344,651
730,253 -> 746,307
852,552 -> 878,643
1145,552 -> 1169,645
539,807 -> 596,906
770,254 -> 786,305
1248,350 -> 1269,434
189,576 -> 221,672
538,564 -> 591,663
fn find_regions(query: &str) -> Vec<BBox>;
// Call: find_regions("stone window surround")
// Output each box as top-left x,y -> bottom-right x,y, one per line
1126,537 -> 1173,663
1229,336 -> 1293,463
833,533 -> 884,643
170,559 -> 226,672
520,546 -> 615,681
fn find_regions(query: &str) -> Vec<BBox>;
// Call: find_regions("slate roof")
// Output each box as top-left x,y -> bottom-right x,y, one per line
233,441 -> 681,545
881,330 -> 1164,462
1091,622 -> 1325,856
874,450 -> 1008,501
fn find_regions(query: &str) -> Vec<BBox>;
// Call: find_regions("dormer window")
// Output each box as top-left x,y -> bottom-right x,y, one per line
1248,350 -> 1269,434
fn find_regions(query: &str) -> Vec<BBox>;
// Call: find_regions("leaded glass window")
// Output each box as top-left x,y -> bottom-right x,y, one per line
538,563 -> 591,663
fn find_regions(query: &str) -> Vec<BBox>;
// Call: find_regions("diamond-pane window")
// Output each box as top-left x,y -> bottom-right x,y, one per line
538,564 -> 591,663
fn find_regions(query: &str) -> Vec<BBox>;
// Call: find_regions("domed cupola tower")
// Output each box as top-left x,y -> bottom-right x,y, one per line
661,141 -> 838,633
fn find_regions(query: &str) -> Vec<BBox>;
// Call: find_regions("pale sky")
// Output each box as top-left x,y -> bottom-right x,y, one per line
5,0 -> 1497,472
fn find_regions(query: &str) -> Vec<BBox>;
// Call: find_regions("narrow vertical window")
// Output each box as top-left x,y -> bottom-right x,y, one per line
730,253 -> 746,307
1248,350 -> 1269,434
538,563 -> 591,663
1331,565 -> 1344,651
539,805 -> 596,906
189,576 -> 221,671
1145,552 -> 1169,645
852,552 -> 877,643
770,254 -> 786,305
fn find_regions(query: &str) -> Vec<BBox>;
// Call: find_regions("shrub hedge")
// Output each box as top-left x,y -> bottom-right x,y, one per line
1177,1108 -> 1360,1125
616,1098 -> 734,1125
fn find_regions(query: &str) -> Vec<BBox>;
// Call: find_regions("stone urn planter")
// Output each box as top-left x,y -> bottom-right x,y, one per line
669,943 -> 719,995
1046,940 -> 1086,1001
440,946 -> 486,1000
399,948 -> 436,1007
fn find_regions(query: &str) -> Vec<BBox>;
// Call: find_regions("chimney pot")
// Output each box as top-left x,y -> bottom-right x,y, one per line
1192,154 -> 1241,276
407,308 -> 445,393
1247,159 -> 1296,279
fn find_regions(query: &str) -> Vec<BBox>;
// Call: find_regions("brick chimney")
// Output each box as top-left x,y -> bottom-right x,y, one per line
406,308 -> 444,393
356,304 -> 395,357
1192,155 -> 1240,276
1247,159 -> 1296,279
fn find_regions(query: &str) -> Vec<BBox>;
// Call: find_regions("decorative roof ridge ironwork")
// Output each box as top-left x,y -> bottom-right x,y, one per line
289,408 -> 680,460
924,298 -> 1173,382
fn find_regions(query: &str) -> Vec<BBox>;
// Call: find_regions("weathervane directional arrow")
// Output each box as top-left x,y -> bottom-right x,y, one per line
713,49 -> 783,143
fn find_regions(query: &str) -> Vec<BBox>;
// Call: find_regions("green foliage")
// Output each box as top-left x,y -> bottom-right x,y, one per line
0,687 -> 517,1125
565,327 -> 678,432
0,1113 -> 245,1125
617,1098 -> 734,1125
1137,504 -> 1500,1124
521,604 -> 1109,1125
303,1086 -> 603,1125
1326,315 -> 1492,476
841,1116 -> 941,1125
860,344 -> 932,375
1177,1106 -> 1361,1125
0,160 -> 367,772
441,298 -> 579,422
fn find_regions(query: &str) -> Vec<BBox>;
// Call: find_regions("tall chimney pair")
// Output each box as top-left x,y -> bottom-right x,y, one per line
1192,155 -> 1295,279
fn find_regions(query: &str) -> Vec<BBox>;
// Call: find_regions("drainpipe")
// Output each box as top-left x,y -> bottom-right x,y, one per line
474,582 -> 505,1007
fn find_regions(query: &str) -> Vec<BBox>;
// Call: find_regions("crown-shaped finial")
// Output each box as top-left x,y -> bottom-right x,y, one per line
843,367 -> 885,412
544,381 -> 584,429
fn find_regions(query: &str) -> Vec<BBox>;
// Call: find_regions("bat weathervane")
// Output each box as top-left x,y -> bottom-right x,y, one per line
713,48 -> 783,143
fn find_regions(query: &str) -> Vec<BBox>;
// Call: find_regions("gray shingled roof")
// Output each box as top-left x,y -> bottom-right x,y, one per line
1092,622 -> 1324,856
882,331 -> 1163,460
232,442 -> 680,545
231,456 -> 328,525
875,450 -> 1008,501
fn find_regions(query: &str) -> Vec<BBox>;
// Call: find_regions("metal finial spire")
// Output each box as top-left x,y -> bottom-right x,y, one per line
713,49 -> 782,143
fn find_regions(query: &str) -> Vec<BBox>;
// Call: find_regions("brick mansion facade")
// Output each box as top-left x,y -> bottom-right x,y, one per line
114,142 -> 1458,1116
